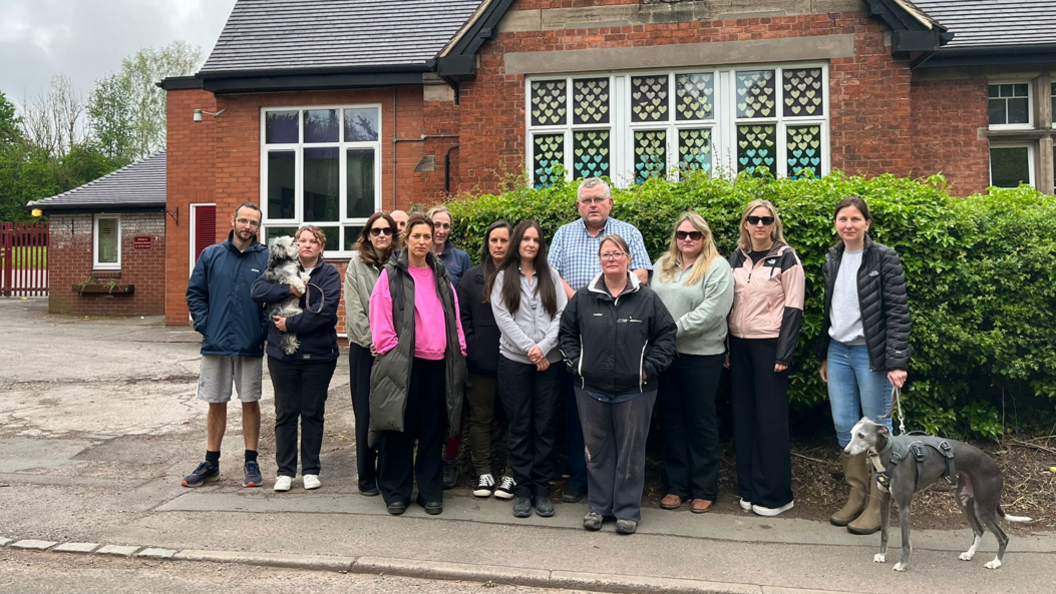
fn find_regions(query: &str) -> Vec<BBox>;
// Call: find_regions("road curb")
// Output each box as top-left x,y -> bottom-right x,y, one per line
174,549 -> 355,572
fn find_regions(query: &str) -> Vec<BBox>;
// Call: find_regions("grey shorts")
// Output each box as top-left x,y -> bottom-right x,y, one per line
196,355 -> 263,403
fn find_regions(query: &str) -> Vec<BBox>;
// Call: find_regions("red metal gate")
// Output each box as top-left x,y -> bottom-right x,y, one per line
0,221 -> 49,297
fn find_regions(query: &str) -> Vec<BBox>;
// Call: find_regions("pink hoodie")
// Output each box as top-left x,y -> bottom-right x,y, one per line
369,265 -> 466,361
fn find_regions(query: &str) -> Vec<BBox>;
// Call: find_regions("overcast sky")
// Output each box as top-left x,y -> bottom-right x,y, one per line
0,0 -> 237,106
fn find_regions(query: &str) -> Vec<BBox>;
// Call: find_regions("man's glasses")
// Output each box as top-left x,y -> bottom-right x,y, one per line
747,216 -> 775,226
235,218 -> 261,227
369,227 -> 394,237
600,252 -> 626,261
676,230 -> 703,241
578,197 -> 608,205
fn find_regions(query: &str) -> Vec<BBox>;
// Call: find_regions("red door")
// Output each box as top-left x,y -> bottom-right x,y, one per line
192,205 -> 216,270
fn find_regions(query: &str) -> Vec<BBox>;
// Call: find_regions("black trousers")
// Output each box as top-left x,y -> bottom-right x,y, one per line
378,358 -> 447,506
729,336 -> 793,509
558,366 -> 588,490
348,343 -> 377,491
498,356 -> 560,498
658,352 -> 724,501
268,356 -> 337,477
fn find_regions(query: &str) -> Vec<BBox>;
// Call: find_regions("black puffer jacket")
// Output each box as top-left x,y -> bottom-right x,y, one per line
457,265 -> 501,375
815,235 -> 911,371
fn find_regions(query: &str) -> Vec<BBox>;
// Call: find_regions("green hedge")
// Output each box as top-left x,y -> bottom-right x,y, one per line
445,172 -> 1056,440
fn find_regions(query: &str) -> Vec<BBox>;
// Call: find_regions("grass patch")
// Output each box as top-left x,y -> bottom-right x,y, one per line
4,247 -> 48,269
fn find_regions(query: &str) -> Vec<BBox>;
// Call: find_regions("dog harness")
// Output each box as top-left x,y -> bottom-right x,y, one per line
885,435 -> 958,492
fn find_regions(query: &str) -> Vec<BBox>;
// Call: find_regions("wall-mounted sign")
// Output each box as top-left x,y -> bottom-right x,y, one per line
133,236 -> 153,250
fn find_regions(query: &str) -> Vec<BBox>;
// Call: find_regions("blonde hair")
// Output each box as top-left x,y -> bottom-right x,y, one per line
426,205 -> 453,224
657,212 -> 721,285
736,199 -> 785,251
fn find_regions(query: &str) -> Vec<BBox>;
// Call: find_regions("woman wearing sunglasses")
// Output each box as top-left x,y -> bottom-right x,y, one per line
343,212 -> 398,496
652,213 -> 734,515
816,196 -> 910,535
559,234 -> 676,534
726,200 -> 805,517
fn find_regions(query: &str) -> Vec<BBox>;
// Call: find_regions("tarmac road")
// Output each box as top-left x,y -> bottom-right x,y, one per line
0,298 -> 1053,594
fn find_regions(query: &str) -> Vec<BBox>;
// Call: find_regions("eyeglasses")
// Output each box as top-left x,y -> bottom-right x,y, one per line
746,216 -> 775,226
676,230 -> 703,241
235,218 -> 261,227
600,252 -> 626,261
369,227 -> 394,237
578,197 -> 608,205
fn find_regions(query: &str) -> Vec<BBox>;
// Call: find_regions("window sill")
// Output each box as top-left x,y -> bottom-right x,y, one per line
74,284 -> 135,295
985,129 -> 1054,140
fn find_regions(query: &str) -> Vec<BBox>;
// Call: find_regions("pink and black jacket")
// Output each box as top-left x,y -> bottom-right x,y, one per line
727,241 -> 806,367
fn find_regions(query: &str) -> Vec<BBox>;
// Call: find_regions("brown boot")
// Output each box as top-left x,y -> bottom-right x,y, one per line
848,468 -> 881,535
830,451 -> 868,526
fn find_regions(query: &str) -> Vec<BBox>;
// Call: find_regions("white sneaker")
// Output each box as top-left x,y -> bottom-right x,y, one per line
303,474 -> 321,490
752,501 -> 794,517
473,473 -> 495,497
274,476 -> 292,492
494,476 -> 516,500
739,498 -> 752,511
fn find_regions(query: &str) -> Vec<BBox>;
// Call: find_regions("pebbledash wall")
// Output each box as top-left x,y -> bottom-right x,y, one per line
164,83 -> 460,327
457,0 -> 991,195
49,213 -> 166,316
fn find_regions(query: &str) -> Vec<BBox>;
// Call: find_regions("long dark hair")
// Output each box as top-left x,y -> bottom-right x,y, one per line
479,220 -> 512,282
354,212 -> 397,266
489,220 -> 558,317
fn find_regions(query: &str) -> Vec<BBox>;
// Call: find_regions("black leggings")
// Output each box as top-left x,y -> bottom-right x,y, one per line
269,356 -> 337,477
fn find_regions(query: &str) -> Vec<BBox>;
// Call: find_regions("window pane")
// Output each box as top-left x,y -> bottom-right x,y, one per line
783,68 -> 824,117
346,149 -> 376,219
573,78 -> 610,125
633,130 -> 667,183
267,151 -> 296,219
1000,84 -> 1014,97
303,147 -> 339,222
572,130 -> 610,179
265,226 -> 299,245
533,134 -> 565,189
677,128 -> 712,173
344,226 -> 364,251
97,218 -> 119,264
304,109 -> 339,143
530,79 -> 568,126
631,75 -> 669,123
988,99 -> 1006,125
1013,84 -> 1029,97
343,108 -> 379,141
990,147 -> 1030,188
787,126 -> 822,179
735,70 -> 776,119
265,111 -> 298,144
988,85 -> 999,98
1007,98 -> 1029,124
737,124 -> 776,177
675,73 -> 714,121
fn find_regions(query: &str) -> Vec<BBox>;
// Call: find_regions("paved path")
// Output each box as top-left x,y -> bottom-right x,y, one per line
0,298 -> 1053,594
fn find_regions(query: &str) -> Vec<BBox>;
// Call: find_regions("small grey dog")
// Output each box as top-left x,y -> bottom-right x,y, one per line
264,236 -> 311,355
845,417 -> 1031,572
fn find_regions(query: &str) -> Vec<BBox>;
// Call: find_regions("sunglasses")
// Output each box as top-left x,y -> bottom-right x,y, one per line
369,227 -> 394,237
676,230 -> 703,241
747,216 -> 775,226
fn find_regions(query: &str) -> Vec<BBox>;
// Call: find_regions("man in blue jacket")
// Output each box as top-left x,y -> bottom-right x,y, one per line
183,203 -> 269,488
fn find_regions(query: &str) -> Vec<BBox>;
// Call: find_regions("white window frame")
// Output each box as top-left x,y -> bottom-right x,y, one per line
988,142 -> 1035,188
525,63 -> 830,188
259,104 -> 383,257
93,214 -> 121,271
987,81 -> 1033,130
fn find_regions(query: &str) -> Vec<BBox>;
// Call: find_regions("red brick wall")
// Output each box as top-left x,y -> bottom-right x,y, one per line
910,77 -> 991,196
48,213 -> 166,316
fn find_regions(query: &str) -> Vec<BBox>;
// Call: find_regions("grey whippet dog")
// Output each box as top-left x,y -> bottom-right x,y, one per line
844,417 -> 1031,571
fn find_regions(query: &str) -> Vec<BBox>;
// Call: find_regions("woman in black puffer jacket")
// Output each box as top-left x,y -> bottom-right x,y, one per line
815,196 -> 910,536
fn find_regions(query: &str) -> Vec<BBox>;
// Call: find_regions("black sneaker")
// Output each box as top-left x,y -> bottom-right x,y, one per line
562,484 -> 586,503
242,461 -> 262,488
616,519 -> 637,535
442,460 -> 458,490
473,474 -> 495,497
494,476 -> 516,500
513,496 -> 533,518
535,495 -> 555,517
182,461 -> 219,488
583,511 -> 603,531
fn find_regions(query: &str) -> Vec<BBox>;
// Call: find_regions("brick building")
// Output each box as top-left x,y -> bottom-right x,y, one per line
159,0 -> 1056,328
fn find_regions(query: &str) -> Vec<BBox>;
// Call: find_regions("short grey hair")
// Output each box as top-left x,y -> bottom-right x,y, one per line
577,177 -> 611,200
426,205 -> 453,222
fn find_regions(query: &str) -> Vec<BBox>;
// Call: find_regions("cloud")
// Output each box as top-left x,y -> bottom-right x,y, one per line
0,0 -> 236,104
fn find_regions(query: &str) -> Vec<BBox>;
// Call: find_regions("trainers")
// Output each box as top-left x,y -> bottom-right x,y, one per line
513,496 -> 533,518
583,511 -> 603,531
303,474 -> 321,490
274,475 -> 292,492
616,519 -> 638,535
562,484 -> 586,503
535,495 -> 555,517
242,461 -> 262,488
182,461 -> 219,488
494,476 -> 516,500
739,498 -> 753,511
473,473 -> 495,497
442,460 -> 458,490
752,501 -> 794,517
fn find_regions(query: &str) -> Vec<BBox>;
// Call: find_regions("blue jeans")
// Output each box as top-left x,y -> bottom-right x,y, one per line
826,341 -> 892,448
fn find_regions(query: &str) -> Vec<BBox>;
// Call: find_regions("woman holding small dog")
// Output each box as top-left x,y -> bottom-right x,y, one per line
368,213 -> 467,516
252,225 -> 341,492
816,195 -> 910,535
344,212 -> 398,497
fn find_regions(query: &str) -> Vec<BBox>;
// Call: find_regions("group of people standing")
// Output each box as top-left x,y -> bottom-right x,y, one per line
183,178 -> 910,538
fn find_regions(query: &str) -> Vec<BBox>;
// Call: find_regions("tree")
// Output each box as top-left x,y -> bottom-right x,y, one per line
87,74 -> 135,164
19,75 -> 86,159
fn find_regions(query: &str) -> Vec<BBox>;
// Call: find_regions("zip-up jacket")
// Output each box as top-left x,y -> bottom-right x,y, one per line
814,235 -> 911,371
558,272 -> 676,399
344,255 -> 383,349
457,265 -> 502,375
186,232 -> 269,357
251,256 -> 341,363
728,241 -> 805,366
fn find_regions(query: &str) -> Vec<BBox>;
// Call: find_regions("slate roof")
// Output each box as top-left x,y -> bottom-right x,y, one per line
200,0 -> 485,75
911,0 -> 1056,48
28,151 -> 166,211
